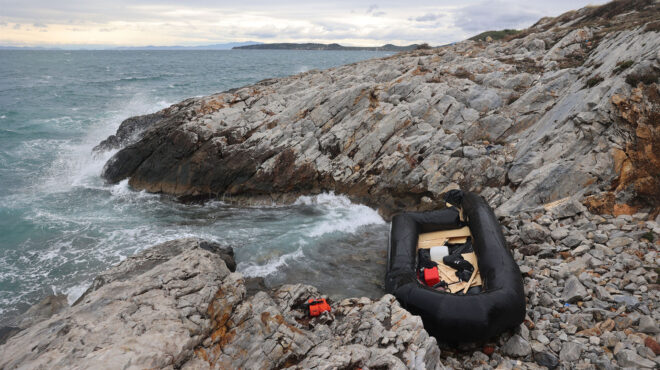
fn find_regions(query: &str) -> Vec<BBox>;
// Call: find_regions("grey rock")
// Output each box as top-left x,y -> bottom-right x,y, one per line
0,239 -> 443,369
534,351 -> 559,369
559,341 -> 583,362
611,294 -> 639,308
551,227 -> 569,241
14,294 -> 68,330
462,146 -> 480,159
93,4 -> 660,220
0,238 -> 233,369
615,349 -> 656,368
501,334 -> 532,357
93,112 -> 166,152
1,294 -> 69,345
562,234 -> 584,248
607,237 -> 633,248
520,223 -> 550,244
562,276 -> 588,303
638,315 -> 659,334
544,197 -> 586,219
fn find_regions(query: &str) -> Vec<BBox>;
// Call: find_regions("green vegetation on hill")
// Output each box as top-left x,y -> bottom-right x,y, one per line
469,29 -> 521,42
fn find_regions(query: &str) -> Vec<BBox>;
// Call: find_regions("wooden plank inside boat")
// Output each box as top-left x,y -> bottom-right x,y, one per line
417,226 -> 471,249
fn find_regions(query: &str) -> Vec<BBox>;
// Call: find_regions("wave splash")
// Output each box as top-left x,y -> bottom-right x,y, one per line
295,192 -> 385,237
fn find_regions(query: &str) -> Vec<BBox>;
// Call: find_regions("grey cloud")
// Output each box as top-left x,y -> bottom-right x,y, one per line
13,23 -> 20,29
454,1 -> 541,33
33,22 -> 47,28
412,13 -> 441,22
0,0 -> 611,47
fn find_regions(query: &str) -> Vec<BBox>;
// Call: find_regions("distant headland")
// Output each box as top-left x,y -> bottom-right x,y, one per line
232,42 -> 424,51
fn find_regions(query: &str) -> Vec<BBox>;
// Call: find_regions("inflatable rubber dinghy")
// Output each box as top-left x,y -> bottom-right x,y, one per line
385,190 -> 525,342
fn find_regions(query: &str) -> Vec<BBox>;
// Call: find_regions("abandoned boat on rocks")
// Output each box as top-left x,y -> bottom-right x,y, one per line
386,190 -> 525,342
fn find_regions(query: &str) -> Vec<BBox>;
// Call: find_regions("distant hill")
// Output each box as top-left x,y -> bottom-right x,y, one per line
468,29 -> 521,42
233,43 -> 422,51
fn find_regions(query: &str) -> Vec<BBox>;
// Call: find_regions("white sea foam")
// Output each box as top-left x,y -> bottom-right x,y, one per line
40,94 -> 171,194
295,192 -> 385,237
108,179 -> 158,200
239,248 -> 305,277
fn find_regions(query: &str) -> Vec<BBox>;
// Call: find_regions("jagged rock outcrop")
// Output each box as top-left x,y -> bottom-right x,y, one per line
0,239 -> 234,368
98,1 -> 659,217
0,239 -> 442,369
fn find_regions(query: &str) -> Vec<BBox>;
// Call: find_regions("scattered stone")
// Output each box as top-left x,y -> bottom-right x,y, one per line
501,334 -> 532,357
534,351 -> 559,369
562,234 -> 583,248
544,197 -> 586,219
611,294 -> 639,308
551,228 -> 569,240
638,315 -> 659,334
562,276 -> 588,303
645,337 -> 660,355
520,223 -> 550,244
559,342 -> 583,362
607,237 -> 633,248
615,349 -> 656,368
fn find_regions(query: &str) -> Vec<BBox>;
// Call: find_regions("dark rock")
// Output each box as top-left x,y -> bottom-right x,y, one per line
0,326 -> 21,346
518,244 -> 541,256
15,294 -> 68,328
520,223 -> 550,244
93,112 -> 166,152
199,240 -> 235,272
244,277 -> 268,297
534,351 -> 559,369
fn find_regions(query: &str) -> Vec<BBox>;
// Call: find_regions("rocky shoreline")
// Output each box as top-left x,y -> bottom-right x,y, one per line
97,2 -> 659,219
2,1 -> 659,369
0,239 -> 441,369
1,204 -> 658,368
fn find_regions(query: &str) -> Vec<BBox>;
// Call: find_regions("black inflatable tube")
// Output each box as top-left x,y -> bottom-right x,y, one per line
385,191 -> 525,343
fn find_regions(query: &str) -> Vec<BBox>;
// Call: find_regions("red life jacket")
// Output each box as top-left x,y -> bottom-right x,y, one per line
306,298 -> 331,317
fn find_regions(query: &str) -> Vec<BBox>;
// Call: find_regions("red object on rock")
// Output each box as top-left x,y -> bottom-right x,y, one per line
306,298 -> 331,317
423,267 -> 440,286
645,336 -> 660,355
483,345 -> 495,356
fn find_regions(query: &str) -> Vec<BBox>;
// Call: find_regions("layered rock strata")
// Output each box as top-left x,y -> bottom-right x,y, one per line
99,2 -> 660,217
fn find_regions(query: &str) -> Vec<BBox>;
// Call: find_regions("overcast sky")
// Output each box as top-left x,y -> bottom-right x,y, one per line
0,0 -> 610,48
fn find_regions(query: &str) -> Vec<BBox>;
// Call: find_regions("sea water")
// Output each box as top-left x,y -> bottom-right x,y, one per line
0,50 -> 392,322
